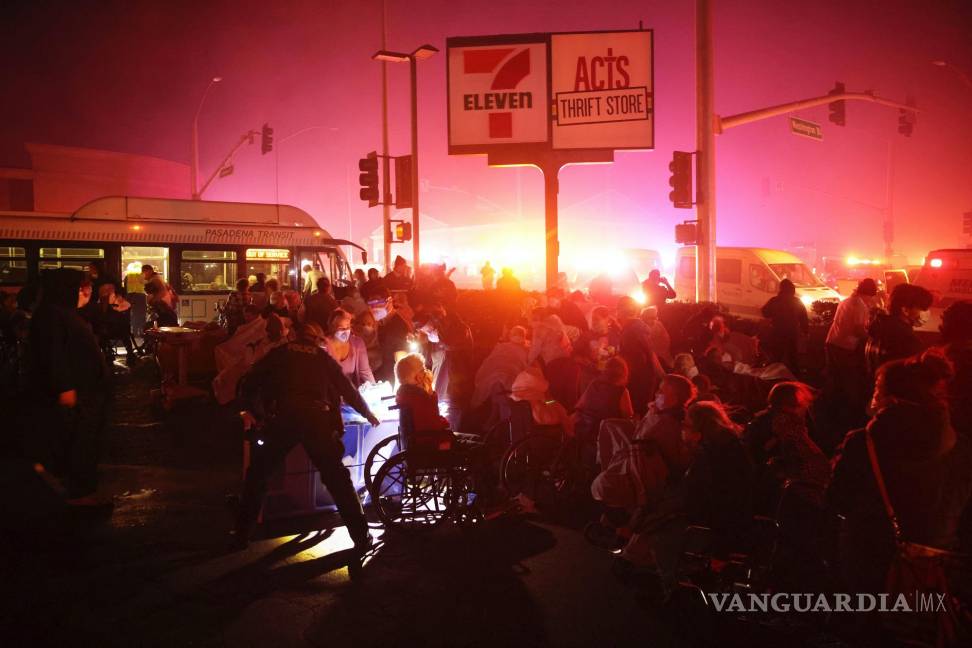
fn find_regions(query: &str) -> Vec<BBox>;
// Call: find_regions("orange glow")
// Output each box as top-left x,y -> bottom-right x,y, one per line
130,224 -> 141,231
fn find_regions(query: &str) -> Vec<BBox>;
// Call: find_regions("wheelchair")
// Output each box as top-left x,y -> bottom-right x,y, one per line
497,399 -> 588,512
367,405 -> 483,532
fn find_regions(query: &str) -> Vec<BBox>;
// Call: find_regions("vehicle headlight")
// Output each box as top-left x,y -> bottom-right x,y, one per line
800,294 -> 814,306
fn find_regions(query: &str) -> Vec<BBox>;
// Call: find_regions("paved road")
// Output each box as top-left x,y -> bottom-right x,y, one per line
2,367 -> 671,647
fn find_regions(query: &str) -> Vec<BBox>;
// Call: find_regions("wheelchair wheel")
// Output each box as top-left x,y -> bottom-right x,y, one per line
363,435 -> 398,496
371,453 -> 459,531
500,433 -> 573,508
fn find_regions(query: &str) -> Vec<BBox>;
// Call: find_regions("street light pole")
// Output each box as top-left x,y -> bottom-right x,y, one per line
380,0 -> 392,274
191,76 -> 222,200
932,60 -> 972,90
372,45 -> 437,272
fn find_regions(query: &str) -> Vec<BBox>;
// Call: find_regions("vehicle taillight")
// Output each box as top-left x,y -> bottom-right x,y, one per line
929,258 -> 943,268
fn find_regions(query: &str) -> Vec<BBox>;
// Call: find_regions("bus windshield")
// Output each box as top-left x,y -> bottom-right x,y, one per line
768,263 -> 822,287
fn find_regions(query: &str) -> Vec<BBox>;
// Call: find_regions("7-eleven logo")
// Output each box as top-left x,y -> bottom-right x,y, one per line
461,48 -> 535,139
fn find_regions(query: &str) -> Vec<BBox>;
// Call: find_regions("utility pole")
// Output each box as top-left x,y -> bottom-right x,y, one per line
380,0 -> 392,273
696,0 -> 717,302
409,54 -> 420,271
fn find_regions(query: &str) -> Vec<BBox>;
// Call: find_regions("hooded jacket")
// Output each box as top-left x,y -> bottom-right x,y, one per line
30,269 -> 108,399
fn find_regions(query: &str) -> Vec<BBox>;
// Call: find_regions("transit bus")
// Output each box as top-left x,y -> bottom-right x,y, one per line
0,195 -> 366,323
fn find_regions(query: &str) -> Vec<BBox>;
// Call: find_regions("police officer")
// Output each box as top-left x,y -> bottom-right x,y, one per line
231,322 -> 381,551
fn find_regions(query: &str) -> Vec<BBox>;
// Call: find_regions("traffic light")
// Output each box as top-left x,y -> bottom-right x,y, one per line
827,82 -> 846,127
668,151 -> 693,209
395,221 -> 412,242
675,221 -> 698,245
898,99 -> 916,137
358,152 -> 379,207
260,123 -> 274,154
395,155 -> 413,209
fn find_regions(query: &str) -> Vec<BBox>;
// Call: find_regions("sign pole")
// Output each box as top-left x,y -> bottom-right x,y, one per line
542,159 -> 560,291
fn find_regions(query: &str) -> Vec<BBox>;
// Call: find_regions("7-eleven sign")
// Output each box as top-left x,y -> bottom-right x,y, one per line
448,42 -> 549,151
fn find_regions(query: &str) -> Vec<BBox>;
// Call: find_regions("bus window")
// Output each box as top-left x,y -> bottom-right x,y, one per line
750,264 -> 778,293
180,250 -> 237,292
245,248 -> 290,288
39,247 -> 104,272
0,246 -> 27,284
122,246 -> 169,293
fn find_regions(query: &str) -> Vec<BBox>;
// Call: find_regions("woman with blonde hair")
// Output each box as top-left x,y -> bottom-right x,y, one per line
395,353 -> 452,451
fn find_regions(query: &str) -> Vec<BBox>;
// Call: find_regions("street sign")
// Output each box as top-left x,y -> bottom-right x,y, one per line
551,30 -> 654,150
447,38 -> 549,153
790,117 -> 823,141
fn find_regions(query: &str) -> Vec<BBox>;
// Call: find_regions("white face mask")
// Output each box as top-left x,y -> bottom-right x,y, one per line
372,307 -> 388,321
654,393 -> 666,409
334,329 -> 351,343
686,365 -> 699,379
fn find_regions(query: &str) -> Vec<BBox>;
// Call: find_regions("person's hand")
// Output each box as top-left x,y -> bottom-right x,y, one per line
367,414 -> 381,427
58,390 -> 77,408
240,410 -> 258,431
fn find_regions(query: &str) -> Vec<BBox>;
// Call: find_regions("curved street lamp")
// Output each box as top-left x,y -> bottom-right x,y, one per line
372,45 -> 438,270
191,76 -> 223,199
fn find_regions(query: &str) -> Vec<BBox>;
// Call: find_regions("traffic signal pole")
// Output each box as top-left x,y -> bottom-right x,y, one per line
696,0 -> 717,303
380,0 -> 392,273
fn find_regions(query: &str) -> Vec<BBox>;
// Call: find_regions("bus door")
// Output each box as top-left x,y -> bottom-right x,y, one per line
121,246 -> 170,333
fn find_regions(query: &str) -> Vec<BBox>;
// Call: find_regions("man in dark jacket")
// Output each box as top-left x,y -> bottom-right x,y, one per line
383,255 -> 413,292
30,268 -> 111,506
303,276 -> 337,331
760,279 -> 808,374
865,282 -> 933,376
233,322 -> 380,551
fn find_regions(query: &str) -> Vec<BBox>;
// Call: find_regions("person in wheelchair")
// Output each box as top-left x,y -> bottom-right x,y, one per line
394,353 -> 452,452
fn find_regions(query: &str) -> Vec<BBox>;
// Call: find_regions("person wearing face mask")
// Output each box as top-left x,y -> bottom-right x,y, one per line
30,269 -> 111,507
375,294 -> 414,383
826,278 -> 880,430
864,282 -> 934,377
352,309 -> 382,376
325,309 -> 374,389
419,302 -> 473,430
635,373 -> 697,468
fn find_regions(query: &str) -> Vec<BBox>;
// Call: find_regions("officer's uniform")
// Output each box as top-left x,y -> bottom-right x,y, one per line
235,335 -> 376,545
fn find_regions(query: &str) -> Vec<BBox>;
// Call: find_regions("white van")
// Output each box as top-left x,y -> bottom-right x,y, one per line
913,248 -> 972,332
674,247 -> 841,318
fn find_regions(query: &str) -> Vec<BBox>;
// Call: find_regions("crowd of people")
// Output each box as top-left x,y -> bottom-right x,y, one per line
3,254 -> 971,642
